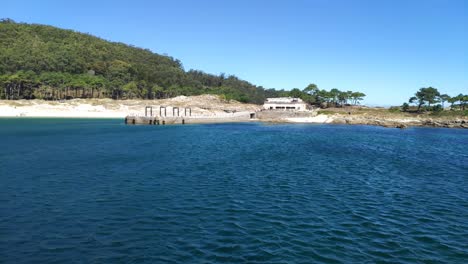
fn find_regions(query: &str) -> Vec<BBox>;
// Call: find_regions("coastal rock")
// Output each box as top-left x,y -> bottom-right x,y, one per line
305,114 -> 467,129
381,122 -> 395,128
332,118 -> 347,124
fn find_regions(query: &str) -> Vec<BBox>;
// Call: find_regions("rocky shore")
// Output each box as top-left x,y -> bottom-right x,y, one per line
330,115 -> 468,129
258,109 -> 468,129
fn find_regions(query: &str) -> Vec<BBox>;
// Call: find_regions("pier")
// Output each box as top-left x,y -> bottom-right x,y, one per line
125,106 -> 256,125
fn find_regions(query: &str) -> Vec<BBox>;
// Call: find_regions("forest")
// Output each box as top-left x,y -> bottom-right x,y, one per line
0,19 -> 367,106
0,19 -> 271,103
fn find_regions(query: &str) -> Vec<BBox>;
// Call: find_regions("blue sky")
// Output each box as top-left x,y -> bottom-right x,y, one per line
2,0 -> 467,105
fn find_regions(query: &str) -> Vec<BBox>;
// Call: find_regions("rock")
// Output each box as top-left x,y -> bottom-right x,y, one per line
367,120 -> 380,126
332,118 -> 347,124
382,123 -> 394,128
396,124 -> 407,129
423,120 -> 436,126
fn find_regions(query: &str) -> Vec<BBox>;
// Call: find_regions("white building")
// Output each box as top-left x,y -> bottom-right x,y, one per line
263,97 -> 309,111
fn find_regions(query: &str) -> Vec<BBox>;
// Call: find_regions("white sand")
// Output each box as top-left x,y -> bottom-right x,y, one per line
0,101 -> 126,118
0,95 -> 260,118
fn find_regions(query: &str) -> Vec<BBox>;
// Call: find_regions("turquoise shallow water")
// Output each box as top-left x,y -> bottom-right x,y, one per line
0,118 -> 467,263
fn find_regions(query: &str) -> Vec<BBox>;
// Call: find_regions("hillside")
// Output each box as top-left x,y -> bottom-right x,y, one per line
0,19 -> 279,103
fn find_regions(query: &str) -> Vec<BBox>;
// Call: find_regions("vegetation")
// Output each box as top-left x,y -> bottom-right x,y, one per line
408,87 -> 441,111
396,87 -> 467,114
0,19 -> 278,103
430,109 -> 468,117
0,19 -> 369,106
285,83 -> 366,107
401,102 -> 410,112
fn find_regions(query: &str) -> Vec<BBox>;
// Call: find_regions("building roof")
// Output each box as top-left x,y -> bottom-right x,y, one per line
265,97 -> 304,104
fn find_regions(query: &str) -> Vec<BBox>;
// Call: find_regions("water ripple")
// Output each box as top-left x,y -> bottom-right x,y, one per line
0,120 -> 467,263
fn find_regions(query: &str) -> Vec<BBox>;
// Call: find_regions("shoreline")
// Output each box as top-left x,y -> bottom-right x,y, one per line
282,114 -> 467,129
1,98 -> 466,129
4,116 -> 467,129
2,115 -> 467,129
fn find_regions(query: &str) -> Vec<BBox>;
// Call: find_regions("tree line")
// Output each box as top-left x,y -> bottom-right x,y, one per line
0,69 -> 265,103
401,87 -> 467,112
283,84 -> 366,107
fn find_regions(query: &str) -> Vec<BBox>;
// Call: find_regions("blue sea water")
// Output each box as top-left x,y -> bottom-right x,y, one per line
0,118 -> 467,263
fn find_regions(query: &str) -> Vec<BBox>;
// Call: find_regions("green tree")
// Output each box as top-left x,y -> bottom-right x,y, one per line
439,94 -> 450,108
2,71 -> 37,99
448,96 -> 458,109
303,83 -> 318,95
151,84 -> 164,99
329,88 -> 341,106
409,87 -> 441,112
351,92 -> 366,105
68,75 -> 87,98
316,90 -> 332,106
302,83 -> 319,104
401,102 -> 409,112
122,81 -> 139,99
338,91 -> 348,106
289,88 -> 304,98
457,94 -> 468,110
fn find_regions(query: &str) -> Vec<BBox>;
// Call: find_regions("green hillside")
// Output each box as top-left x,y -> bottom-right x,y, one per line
0,19 -> 280,103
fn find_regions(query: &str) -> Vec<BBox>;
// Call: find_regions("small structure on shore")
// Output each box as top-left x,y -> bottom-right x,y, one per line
263,97 -> 308,111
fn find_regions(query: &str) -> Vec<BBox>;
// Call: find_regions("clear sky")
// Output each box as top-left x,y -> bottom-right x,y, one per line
2,0 -> 467,105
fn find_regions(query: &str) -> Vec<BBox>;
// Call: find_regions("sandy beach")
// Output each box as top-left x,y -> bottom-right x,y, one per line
0,95 -> 261,118
0,100 -> 125,118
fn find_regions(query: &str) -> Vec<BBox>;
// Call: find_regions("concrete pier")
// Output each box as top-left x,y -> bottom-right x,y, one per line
125,115 -> 257,125
125,106 -> 256,125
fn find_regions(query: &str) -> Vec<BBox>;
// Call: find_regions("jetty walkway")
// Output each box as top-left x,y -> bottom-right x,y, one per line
125,106 -> 256,125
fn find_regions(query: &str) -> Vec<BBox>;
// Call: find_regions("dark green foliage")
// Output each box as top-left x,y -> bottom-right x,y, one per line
407,87 -> 467,113
0,20 -> 280,103
401,102 -> 409,112
408,87 -> 441,111
448,94 -> 468,110
439,94 -> 450,108
431,104 -> 443,113
289,88 -> 304,99
289,83 -> 366,107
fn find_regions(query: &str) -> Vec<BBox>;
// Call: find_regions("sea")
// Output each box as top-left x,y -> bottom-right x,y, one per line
1,118 -> 467,263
